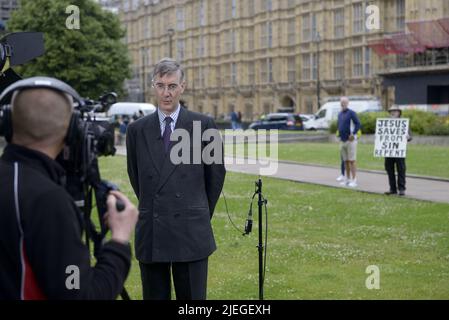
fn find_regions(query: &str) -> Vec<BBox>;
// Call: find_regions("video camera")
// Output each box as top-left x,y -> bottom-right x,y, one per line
57,90 -> 123,247
64,90 -> 135,251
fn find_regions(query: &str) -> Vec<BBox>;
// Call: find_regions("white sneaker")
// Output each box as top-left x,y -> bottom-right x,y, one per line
336,175 -> 345,182
339,178 -> 349,186
348,180 -> 358,188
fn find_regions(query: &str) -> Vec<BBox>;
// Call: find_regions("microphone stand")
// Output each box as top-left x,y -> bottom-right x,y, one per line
243,177 -> 267,300
256,178 -> 264,300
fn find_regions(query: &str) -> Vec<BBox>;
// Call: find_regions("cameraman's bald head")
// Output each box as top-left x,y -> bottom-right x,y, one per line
11,88 -> 73,156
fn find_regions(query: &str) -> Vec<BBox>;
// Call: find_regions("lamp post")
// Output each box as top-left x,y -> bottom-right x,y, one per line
141,47 -> 146,102
167,28 -> 175,58
314,32 -> 321,110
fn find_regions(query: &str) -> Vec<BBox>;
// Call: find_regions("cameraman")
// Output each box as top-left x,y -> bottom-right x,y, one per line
0,79 -> 138,300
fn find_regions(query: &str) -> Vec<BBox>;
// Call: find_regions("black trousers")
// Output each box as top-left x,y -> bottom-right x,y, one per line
139,258 -> 208,300
385,157 -> 406,192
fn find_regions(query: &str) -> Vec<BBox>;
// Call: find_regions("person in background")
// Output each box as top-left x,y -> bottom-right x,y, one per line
336,157 -> 346,182
337,96 -> 361,188
117,116 -> 128,146
336,129 -> 362,182
384,106 -> 412,196
230,110 -> 239,130
236,111 -> 243,129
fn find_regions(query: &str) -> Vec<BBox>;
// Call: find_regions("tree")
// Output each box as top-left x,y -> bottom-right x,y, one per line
7,0 -> 131,99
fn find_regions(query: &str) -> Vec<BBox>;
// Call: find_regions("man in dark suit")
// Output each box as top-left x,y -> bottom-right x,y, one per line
126,58 -> 226,300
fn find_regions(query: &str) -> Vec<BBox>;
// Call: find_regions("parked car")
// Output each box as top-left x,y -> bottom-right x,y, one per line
298,114 -> 315,128
299,114 -> 315,122
304,98 -> 382,130
249,113 -> 304,130
107,102 -> 156,122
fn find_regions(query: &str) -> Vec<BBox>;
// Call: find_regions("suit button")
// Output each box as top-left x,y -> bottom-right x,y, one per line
175,193 -> 181,198
155,194 -> 160,199
153,213 -> 158,218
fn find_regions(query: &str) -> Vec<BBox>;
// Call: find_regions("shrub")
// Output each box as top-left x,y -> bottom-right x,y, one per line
358,112 -> 389,134
329,110 -> 449,136
401,110 -> 438,135
330,112 -> 388,134
329,120 -> 338,134
424,119 -> 449,136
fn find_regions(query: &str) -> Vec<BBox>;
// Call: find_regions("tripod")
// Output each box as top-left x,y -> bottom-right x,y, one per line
69,157 -> 131,301
84,182 -> 131,301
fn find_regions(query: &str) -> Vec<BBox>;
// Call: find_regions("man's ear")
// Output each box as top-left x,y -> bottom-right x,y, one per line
180,81 -> 186,94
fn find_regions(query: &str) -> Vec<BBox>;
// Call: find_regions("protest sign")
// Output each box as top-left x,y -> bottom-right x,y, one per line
374,118 -> 409,158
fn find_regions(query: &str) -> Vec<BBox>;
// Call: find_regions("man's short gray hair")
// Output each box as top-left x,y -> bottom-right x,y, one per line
152,58 -> 185,83
12,90 -> 74,111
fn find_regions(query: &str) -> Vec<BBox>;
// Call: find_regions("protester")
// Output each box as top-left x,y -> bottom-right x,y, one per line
384,106 -> 412,196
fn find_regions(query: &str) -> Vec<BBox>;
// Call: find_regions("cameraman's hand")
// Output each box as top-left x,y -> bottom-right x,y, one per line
104,191 -> 138,245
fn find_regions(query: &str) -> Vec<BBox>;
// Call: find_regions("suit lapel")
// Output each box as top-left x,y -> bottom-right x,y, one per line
156,106 -> 193,192
142,112 -> 165,174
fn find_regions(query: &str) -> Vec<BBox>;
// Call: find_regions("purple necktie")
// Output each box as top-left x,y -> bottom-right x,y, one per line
163,117 -> 173,153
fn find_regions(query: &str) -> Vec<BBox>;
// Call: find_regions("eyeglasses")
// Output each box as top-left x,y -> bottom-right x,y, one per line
153,83 -> 180,92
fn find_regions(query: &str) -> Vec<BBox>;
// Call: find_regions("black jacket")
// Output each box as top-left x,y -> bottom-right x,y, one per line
0,144 -> 131,300
126,107 -> 226,263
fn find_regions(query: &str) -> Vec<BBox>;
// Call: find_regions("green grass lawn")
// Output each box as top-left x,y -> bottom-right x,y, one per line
227,142 -> 449,179
220,130 -> 326,136
98,155 -> 449,299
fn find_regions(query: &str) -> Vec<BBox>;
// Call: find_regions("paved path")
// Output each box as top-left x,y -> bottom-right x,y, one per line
2,135 -> 447,203
223,158 -> 449,204
115,145 -> 449,204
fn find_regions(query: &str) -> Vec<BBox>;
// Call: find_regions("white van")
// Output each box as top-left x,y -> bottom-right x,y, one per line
107,102 -> 156,120
304,98 -> 382,130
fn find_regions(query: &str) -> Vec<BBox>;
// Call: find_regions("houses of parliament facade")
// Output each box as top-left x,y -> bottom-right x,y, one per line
120,0 -> 449,120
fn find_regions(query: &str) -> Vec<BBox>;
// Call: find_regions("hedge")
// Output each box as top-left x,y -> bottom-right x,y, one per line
330,110 -> 449,136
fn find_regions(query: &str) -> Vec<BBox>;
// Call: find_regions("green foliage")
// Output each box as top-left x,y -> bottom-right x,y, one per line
401,110 -> 438,135
7,0 -> 131,99
357,111 -> 389,134
425,124 -> 449,136
329,120 -> 338,134
330,110 -> 449,135
424,118 -> 449,136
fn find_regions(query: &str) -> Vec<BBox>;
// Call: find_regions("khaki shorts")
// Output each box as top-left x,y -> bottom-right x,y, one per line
340,140 -> 357,162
